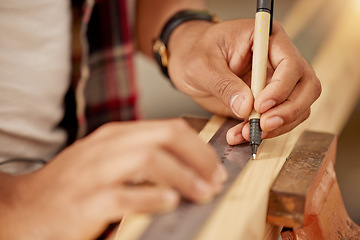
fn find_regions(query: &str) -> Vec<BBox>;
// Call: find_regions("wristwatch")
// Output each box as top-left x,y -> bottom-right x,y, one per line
152,10 -> 220,80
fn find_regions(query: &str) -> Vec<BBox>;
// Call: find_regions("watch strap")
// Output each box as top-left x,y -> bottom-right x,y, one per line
153,10 -> 220,80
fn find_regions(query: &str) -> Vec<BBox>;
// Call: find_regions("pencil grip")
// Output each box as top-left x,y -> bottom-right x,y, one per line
250,119 -> 262,146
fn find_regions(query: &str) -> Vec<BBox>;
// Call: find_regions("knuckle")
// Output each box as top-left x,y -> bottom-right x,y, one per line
182,171 -> 200,195
297,109 -> 311,126
312,76 -> 322,99
272,20 -> 288,35
138,148 -> 156,167
272,20 -> 284,31
303,61 -> 321,100
214,76 -> 234,99
91,122 -> 118,137
116,192 -> 132,209
169,118 -> 189,130
158,119 -> 190,143
293,58 -> 305,79
289,105 -> 301,121
305,108 -> 311,120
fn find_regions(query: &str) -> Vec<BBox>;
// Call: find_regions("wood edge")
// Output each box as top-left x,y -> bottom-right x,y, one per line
194,159 -> 253,240
304,135 -> 337,217
198,115 -> 226,143
267,192 -> 305,228
114,214 -> 152,240
267,131 -> 337,228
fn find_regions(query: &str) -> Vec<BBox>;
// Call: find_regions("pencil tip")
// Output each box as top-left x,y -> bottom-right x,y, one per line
252,154 -> 257,159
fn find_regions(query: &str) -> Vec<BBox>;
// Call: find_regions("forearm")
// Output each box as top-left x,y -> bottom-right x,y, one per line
136,0 -> 207,57
0,172 -> 25,239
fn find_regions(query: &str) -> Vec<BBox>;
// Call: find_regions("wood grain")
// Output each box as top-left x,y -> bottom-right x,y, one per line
278,133 -> 360,239
267,131 -> 337,227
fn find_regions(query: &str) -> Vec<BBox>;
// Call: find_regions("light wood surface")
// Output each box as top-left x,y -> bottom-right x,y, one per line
281,0 -> 327,39
114,0 -> 360,239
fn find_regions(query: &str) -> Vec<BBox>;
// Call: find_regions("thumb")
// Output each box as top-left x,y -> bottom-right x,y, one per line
209,65 -> 254,118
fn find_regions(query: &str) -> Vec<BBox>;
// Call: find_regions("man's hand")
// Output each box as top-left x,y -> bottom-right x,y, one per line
167,19 -> 321,144
0,119 -> 226,240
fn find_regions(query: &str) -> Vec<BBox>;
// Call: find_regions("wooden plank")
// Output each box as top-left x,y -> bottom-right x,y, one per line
198,115 -> 226,143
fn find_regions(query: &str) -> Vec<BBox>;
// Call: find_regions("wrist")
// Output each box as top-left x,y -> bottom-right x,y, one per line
152,10 -> 220,81
167,20 -> 215,56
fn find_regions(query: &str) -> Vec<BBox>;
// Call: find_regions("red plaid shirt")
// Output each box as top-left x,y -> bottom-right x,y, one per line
71,0 -> 139,139
0,0 -> 139,174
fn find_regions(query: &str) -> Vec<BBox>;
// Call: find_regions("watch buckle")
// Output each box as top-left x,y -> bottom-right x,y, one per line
153,40 -> 169,67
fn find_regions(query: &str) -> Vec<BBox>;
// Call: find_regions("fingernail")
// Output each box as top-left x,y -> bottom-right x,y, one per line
161,190 -> 179,212
195,179 -> 214,204
265,116 -> 284,131
260,100 -> 276,113
230,94 -> 245,118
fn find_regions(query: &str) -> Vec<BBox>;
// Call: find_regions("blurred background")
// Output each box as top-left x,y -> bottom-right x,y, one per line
135,0 -> 360,224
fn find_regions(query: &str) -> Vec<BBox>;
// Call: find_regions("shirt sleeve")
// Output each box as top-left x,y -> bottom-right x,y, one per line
126,0 -> 136,33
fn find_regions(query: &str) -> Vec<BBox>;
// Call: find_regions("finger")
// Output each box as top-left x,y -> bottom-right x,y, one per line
181,54 -> 254,118
137,147 -> 219,204
92,144 -> 219,204
255,31 -> 304,113
209,62 -> 254,119
260,69 -> 320,132
241,108 -> 310,142
226,120 -> 247,145
193,96 -> 236,117
86,119 -> 226,187
255,57 -> 304,113
113,187 -> 180,215
240,121 -> 268,142
85,186 -> 180,221
114,119 -> 227,186
261,109 -> 311,139
156,119 -> 226,185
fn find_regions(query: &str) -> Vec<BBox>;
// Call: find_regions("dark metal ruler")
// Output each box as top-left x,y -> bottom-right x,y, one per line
137,118 -> 252,240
